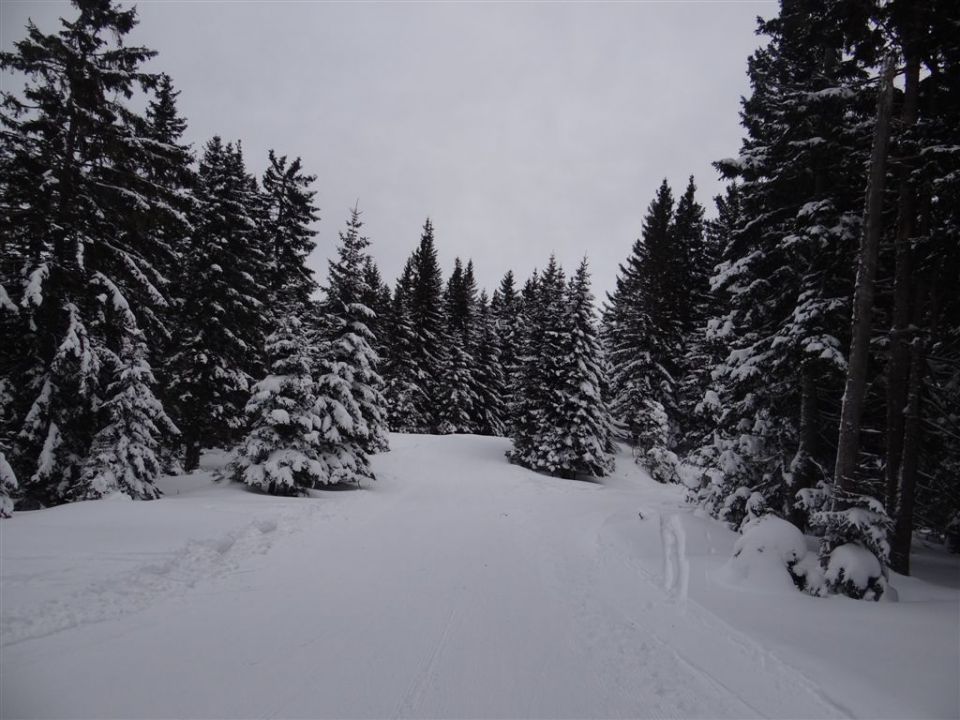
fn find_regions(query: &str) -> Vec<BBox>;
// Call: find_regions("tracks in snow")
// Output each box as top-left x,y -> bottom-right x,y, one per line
1,506 -> 321,648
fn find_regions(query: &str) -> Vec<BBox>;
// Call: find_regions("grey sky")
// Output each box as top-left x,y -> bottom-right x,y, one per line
1,0 -> 773,300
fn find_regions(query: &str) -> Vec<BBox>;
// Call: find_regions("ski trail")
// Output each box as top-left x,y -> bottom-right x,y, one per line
390,591 -> 462,719
599,509 -> 850,719
1,505 -> 322,648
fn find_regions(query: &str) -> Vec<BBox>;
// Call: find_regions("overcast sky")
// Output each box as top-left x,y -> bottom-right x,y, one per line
1,0 -> 774,299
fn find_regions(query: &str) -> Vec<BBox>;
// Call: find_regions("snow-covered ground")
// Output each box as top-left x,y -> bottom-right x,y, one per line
2,434 -> 957,718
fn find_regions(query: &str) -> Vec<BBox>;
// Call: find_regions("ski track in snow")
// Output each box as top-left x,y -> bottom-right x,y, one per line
3,435 -> 945,718
1,506 -> 321,648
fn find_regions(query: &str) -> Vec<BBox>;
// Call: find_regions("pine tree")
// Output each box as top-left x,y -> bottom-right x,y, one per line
0,0 -> 188,503
473,291 -> 507,437
360,256 -> 392,362
552,260 -> 616,477
510,258 -> 614,478
166,137 -> 271,469
318,207 -> 389,455
382,260 -> 426,432
80,323 -> 178,499
405,219 -> 446,431
491,270 -> 524,434
228,316 -> 328,495
435,258 -> 479,434
690,0 -> 872,528
509,262 -> 560,472
260,150 -> 319,314
603,180 -> 680,482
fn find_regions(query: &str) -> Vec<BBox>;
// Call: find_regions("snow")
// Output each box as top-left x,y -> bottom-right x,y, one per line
722,515 -> 808,593
826,542 -> 882,589
2,435 -> 957,719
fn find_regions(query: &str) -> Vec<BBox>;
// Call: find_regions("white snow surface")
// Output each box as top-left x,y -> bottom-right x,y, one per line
1,435 -> 957,719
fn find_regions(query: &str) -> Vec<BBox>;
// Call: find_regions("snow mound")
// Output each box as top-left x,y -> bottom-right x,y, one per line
721,515 -> 807,593
825,542 -> 885,600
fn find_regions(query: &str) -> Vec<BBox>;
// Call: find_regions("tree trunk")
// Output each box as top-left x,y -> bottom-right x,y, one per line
834,57 -> 897,492
184,440 -> 201,473
789,364 -> 819,528
890,282 -> 929,574
885,47 -> 922,514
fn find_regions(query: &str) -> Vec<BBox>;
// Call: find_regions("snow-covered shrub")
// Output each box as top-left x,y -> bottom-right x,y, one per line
724,515 -> 809,592
636,399 -> 678,483
0,450 -> 18,518
797,482 -> 891,600
824,543 -> 885,600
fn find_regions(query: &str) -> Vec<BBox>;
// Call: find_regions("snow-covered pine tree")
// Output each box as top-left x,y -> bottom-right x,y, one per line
360,256 -> 392,363
382,260 -> 427,432
679,183 -> 743,491
473,291 -> 507,437
0,450 -> 16,518
508,258 -> 567,474
405,219 -> 446,431
671,177 -> 712,455
690,0 -> 872,529
260,150 -> 319,314
550,260 -> 616,478
0,0 -> 189,504
602,180 -> 681,482
491,270 -> 524,435
316,207 -> 389,459
878,0 -> 960,572
228,315 -> 328,494
166,138 -> 271,469
435,258 -> 479,434
80,320 -> 178,500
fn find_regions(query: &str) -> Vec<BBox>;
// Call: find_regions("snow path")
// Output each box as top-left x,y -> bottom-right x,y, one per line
0,436 -> 919,717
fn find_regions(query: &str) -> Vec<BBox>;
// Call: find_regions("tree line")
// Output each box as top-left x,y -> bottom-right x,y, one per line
602,0 -> 959,597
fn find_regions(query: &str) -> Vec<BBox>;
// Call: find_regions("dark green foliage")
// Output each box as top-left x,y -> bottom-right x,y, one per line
261,150 -> 319,315
165,137 -> 271,468
0,0 -> 184,503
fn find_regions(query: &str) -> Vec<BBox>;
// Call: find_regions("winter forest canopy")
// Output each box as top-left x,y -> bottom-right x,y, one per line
1,0 -> 959,607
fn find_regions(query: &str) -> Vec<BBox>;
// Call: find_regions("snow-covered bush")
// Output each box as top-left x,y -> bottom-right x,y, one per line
0,450 -> 18,518
637,399 -> 679,483
797,483 -> 891,600
724,514 -> 809,592
824,543 -> 885,601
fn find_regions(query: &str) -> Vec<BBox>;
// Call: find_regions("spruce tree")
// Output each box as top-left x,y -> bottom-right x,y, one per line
0,0 -> 186,504
552,260 -> 616,477
80,323 -> 178,499
228,316 -> 328,494
405,219 -> 446,431
317,207 -> 389,456
508,258 -> 566,473
491,270 -> 524,434
382,260 -> 426,432
435,258 -> 479,434
260,150 -> 319,314
360,257 -> 392,363
603,180 -> 680,482
472,291 -> 507,437
690,0 -> 872,529
166,138 -> 271,469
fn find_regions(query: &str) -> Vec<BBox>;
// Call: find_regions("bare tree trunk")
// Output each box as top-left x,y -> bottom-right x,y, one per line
834,57 -> 897,492
891,283 -> 929,574
885,47 -> 922,514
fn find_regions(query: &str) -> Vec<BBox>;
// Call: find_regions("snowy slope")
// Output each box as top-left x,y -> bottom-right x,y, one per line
1,434 -> 957,718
